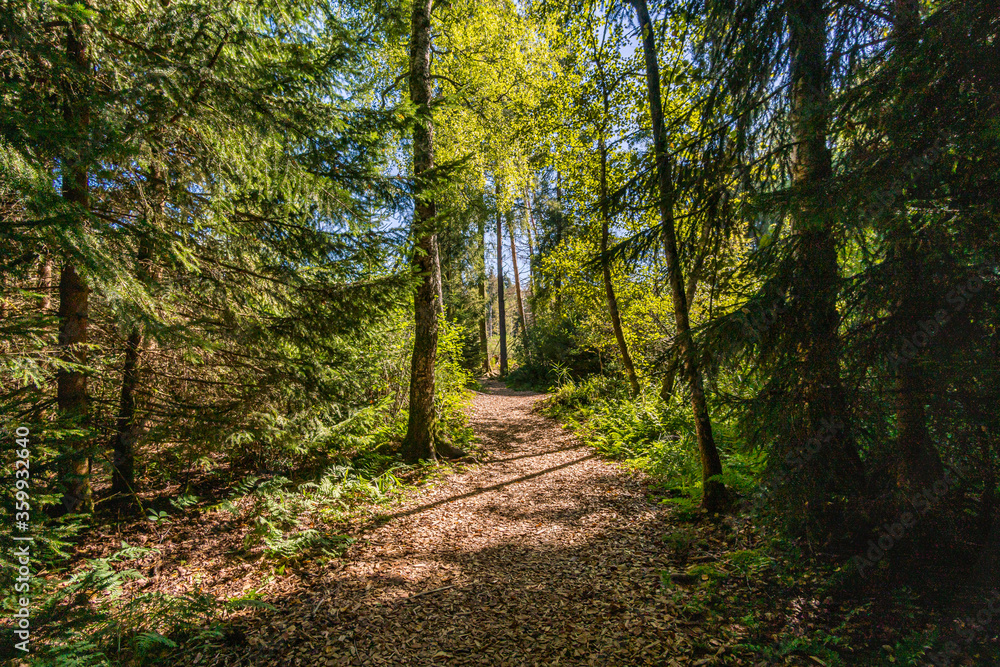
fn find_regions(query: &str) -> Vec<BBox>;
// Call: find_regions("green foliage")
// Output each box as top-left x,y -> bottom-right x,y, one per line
539,373 -> 626,415
725,548 -> 775,579
225,396 -> 398,472
240,464 -> 399,561
508,315 -> 604,388
434,316 -> 476,447
0,0 -> 996,663
541,375 -> 761,503
0,542 -> 273,665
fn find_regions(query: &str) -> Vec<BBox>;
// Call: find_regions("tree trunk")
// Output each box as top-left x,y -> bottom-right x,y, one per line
889,0 -> 942,493
508,210 -> 529,354
890,228 -> 943,491
599,133 -> 640,397
39,254 -> 52,312
554,172 -> 563,315
524,186 -> 537,294
496,184 -> 508,376
478,212 -> 491,374
401,0 -> 450,461
660,218 -> 712,401
111,163 -> 163,497
787,0 -> 864,495
487,273 -> 494,337
58,16 -> 92,514
632,0 -> 726,512
112,329 -> 142,496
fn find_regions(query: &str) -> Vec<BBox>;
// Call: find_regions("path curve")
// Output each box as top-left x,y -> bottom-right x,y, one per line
225,380 -> 683,666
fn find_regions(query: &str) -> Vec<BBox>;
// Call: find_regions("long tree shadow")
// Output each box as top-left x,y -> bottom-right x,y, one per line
470,407 -> 571,453
474,379 -> 544,398
192,502 -> 684,667
374,452 -> 598,524
483,443 -> 587,463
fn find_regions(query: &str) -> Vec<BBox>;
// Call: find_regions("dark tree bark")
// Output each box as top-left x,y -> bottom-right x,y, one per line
599,133 -> 640,397
401,0 -> 456,461
889,0 -> 943,492
786,0 -> 864,494
659,218 -> 712,402
112,314 -> 143,496
58,16 -> 92,514
632,0 -> 726,512
496,184 -> 508,376
890,230 -> 943,491
111,163 -> 163,497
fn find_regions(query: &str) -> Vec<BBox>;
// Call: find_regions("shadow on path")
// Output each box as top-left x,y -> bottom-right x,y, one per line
380,452 -> 598,522
203,376 -> 686,666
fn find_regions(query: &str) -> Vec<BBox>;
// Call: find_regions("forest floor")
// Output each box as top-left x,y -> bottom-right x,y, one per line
210,379 -> 744,666
54,379 -> 993,665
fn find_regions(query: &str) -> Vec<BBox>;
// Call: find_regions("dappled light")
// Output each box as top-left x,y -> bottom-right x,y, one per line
1,0 -> 997,664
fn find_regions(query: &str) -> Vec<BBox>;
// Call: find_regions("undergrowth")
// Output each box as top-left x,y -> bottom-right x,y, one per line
0,318 -> 475,666
538,373 -> 760,503
0,457 -> 420,666
536,372 -> 1000,666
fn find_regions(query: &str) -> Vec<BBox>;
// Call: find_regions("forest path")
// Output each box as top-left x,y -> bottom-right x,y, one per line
229,380 -> 684,666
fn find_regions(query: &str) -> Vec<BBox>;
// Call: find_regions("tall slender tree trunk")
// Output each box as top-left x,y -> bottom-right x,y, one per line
632,0 -> 726,511
524,186 -> 537,295
599,133 -> 640,397
508,210 -> 529,354
487,273 -> 494,337
496,184 -> 508,376
891,228 -> 943,491
111,163 -> 163,497
401,0 -> 452,461
889,0 -> 942,492
112,309 -> 144,497
478,212 -> 491,374
787,0 -> 864,495
660,218 -> 712,401
554,172 -> 564,315
58,16 -> 92,514
436,240 -> 445,309
39,254 -> 52,312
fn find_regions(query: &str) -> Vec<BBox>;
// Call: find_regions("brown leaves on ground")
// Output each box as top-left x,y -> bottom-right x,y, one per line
201,380 -> 741,666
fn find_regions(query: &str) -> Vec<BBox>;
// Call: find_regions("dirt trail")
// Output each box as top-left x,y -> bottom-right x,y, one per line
224,380 -> 687,666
